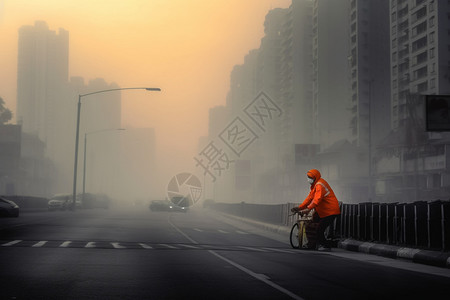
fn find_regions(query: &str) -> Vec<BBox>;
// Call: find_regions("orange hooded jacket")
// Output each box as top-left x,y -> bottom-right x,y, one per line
299,169 -> 341,218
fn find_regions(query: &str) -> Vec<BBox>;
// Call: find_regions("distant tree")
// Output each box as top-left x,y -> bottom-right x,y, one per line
0,97 -> 13,124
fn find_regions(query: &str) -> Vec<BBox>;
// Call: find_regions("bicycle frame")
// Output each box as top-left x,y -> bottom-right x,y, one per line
289,210 -> 315,249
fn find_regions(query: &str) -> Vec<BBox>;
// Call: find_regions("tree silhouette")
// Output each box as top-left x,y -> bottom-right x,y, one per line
0,97 -> 13,124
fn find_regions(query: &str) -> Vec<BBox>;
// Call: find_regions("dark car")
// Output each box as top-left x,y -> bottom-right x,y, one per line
0,196 -> 20,217
149,200 -> 172,212
149,200 -> 188,212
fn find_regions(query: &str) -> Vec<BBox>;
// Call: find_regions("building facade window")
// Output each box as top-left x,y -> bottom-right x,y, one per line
417,81 -> 428,92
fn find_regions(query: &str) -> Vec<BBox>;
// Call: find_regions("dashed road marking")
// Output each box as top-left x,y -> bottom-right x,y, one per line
158,243 -> 177,249
261,247 -> 296,254
1,240 -> 22,246
111,242 -> 126,249
236,230 -> 249,235
32,241 -> 47,247
177,243 -> 199,249
0,239 -> 298,254
59,241 -> 72,247
85,242 -> 96,248
139,243 -> 153,249
237,246 -> 269,252
218,230 -> 229,234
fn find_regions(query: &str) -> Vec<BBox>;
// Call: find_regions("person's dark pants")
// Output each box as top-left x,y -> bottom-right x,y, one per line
316,214 -> 339,248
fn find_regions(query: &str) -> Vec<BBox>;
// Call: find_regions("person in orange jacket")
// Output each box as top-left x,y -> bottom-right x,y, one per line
291,169 -> 341,251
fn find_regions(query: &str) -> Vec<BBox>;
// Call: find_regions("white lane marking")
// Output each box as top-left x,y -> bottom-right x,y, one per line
85,242 -> 96,248
237,246 -> 269,252
2,240 -> 22,246
207,250 -> 304,300
59,241 -> 72,248
111,242 -> 126,249
218,230 -> 229,234
158,243 -> 177,249
236,230 -> 249,235
167,216 -> 304,300
32,241 -> 47,247
194,228 -> 203,232
139,243 -> 153,249
261,247 -> 297,254
177,243 -> 200,249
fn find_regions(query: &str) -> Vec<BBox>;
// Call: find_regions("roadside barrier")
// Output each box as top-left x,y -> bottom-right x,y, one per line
210,200 -> 450,251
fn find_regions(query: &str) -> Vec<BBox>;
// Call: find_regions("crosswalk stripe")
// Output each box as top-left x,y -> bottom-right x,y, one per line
194,228 -> 203,232
139,243 -> 153,249
261,247 -> 296,254
32,241 -> 47,247
177,244 -> 199,249
85,242 -> 96,248
111,242 -> 126,249
0,240 -> 294,254
158,243 -> 177,249
59,241 -> 72,248
2,240 -> 22,246
237,246 -> 269,252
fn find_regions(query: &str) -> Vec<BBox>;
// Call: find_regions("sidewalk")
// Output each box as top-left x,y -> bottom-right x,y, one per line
213,211 -> 450,269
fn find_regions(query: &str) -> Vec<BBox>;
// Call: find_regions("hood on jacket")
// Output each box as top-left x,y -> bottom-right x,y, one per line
307,169 -> 321,182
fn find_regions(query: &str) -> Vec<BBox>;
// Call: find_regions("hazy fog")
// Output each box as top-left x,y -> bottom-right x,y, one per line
0,0 -> 291,202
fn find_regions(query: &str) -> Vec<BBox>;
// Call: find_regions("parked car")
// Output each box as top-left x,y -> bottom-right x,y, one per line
0,196 -> 20,217
149,200 -> 187,212
48,194 -> 71,211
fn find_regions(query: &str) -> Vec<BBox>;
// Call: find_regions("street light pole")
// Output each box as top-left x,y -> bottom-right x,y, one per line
72,87 -> 161,209
83,128 -> 125,203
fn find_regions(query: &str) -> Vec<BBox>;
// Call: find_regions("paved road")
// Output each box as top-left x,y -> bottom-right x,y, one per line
1,207 -> 449,299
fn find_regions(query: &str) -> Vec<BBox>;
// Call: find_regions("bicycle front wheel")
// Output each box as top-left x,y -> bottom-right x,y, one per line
290,223 -> 300,249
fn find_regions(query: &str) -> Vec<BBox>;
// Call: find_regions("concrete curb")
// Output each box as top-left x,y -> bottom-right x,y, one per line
337,239 -> 450,269
214,211 -> 450,269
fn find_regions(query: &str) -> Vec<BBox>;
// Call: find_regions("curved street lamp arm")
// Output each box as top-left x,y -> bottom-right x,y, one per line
80,87 -> 161,98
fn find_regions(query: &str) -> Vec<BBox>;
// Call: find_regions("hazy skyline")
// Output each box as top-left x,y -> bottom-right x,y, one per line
0,0 -> 291,184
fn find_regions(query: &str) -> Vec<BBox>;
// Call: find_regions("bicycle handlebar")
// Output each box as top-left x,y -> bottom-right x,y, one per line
289,209 -> 315,220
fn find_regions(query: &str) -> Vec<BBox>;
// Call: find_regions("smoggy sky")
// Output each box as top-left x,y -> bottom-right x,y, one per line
0,0 -> 291,180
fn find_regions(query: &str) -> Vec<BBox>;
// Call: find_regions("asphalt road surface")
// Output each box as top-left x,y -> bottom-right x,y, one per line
1,206 -> 449,300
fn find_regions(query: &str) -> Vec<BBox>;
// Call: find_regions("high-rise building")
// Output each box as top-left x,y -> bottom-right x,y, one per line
16,21 -> 70,194
349,0 -> 391,147
390,0 -> 450,129
16,21 -> 69,146
312,0 -> 351,148
372,0 -> 450,202
279,0 -> 314,148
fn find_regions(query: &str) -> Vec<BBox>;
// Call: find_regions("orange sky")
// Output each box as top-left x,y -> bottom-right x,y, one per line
0,0 -> 291,178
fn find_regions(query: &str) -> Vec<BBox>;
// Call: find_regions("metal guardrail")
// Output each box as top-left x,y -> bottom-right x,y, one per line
338,200 -> 450,251
210,200 -> 450,251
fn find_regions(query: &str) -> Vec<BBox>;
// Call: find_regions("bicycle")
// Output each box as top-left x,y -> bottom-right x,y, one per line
289,209 -> 318,249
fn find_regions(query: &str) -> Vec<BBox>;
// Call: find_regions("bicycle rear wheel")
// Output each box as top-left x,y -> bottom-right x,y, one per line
289,223 -> 300,249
